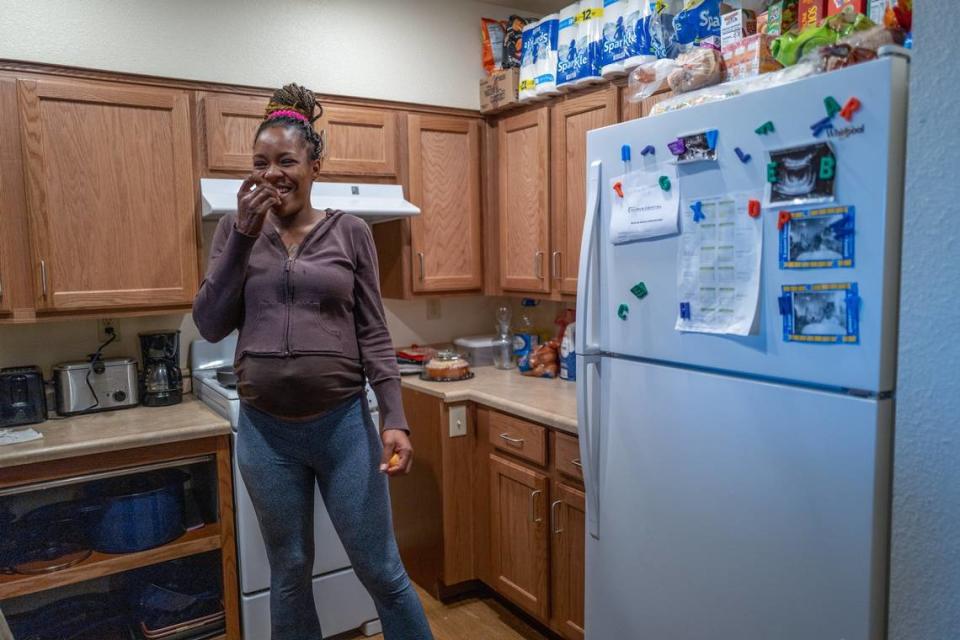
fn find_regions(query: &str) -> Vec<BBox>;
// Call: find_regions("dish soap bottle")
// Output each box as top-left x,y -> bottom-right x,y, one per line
513,299 -> 540,371
492,305 -> 514,370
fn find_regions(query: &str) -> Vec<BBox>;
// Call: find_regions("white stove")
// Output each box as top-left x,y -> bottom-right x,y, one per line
191,335 -> 381,639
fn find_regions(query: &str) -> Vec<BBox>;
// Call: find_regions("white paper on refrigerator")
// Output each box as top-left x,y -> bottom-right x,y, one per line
609,164 -> 680,244
675,193 -> 762,336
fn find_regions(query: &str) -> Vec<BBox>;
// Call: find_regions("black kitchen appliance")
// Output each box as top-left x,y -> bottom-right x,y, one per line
139,331 -> 183,407
0,366 -> 47,428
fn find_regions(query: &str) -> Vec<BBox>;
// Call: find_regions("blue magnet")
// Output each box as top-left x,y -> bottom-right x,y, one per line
679,302 -> 691,320
641,144 -> 656,156
621,145 -> 631,162
705,129 -> 719,150
734,147 -> 751,163
778,294 -> 793,316
691,201 -> 705,223
810,116 -> 834,138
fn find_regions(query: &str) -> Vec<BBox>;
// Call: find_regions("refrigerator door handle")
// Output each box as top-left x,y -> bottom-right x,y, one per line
577,353 -> 602,539
576,160 -> 602,356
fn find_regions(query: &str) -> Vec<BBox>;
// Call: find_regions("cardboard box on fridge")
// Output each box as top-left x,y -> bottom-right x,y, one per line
827,0 -> 869,16
765,0 -> 799,35
721,10 -> 758,50
480,68 -> 519,113
721,34 -> 783,82
799,0 -> 828,29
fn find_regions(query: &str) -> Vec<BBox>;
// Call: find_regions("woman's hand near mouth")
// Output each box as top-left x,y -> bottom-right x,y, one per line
236,173 -> 281,236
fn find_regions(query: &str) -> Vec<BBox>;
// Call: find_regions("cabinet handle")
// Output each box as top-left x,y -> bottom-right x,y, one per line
530,489 -> 543,523
499,433 -> 525,447
534,251 -> 544,280
551,500 -> 563,535
572,458 -> 583,469
552,251 -> 561,280
417,252 -> 425,282
40,259 -> 48,298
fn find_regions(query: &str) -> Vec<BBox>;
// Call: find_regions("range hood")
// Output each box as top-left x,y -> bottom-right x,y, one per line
200,179 -> 419,224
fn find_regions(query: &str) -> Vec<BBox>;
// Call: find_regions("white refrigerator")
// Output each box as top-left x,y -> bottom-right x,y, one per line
575,55 -> 909,640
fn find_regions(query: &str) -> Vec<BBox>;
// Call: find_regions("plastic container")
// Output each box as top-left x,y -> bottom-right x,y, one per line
512,299 -> 540,367
453,335 -> 497,367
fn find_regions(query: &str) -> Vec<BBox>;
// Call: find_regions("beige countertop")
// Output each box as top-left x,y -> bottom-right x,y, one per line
401,367 -> 578,435
0,396 -> 230,469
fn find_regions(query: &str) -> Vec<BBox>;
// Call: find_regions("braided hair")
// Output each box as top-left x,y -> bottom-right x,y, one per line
255,83 -> 325,161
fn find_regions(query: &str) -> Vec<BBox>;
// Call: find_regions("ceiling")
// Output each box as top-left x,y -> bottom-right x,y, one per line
481,0 -> 569,15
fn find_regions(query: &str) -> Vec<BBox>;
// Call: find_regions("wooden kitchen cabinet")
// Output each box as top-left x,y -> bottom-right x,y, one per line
408,114 -> 483,293
0,78 -> 32,317
498,107 -> 551,294
316,103 -> 398,178
551,482 -> 586,640
201,92 -> 267,173
551,86 -> 618,294
16,78 -> 199,312
489,453 -> 551,620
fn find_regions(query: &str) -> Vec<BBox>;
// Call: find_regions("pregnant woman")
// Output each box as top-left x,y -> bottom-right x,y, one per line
193,83 -> 433,640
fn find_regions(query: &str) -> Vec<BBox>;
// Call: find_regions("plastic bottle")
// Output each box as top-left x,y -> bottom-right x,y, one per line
513,299 -> 540,370
560,321 -> 576,381
492,305 -> 515,370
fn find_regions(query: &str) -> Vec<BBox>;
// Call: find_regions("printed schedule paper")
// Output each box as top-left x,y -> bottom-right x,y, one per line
675,193 -> 762,336
609,164 -> 680,244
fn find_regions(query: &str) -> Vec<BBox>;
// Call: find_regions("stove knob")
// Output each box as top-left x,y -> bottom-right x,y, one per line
113,390 -> 127,402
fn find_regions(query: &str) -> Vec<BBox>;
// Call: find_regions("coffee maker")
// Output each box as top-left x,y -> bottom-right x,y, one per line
139,331 -> 183,407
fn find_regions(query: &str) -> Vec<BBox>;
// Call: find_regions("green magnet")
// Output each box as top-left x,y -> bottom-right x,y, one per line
755,121 -> 775,135
617,303 -> 629,320
767,161 -> 779,183
824,96 -> 842,118
659,175 -> 671,191
631,282 -> 648,300
819,156 -> 835,180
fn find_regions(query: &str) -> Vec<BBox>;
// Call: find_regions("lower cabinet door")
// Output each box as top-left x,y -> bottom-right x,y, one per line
489,453 -> 551,620
551,482 -> 586,640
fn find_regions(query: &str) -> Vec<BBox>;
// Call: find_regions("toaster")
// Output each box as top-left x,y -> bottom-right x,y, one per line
52,357 -> 139,416
0,366 -> 47,428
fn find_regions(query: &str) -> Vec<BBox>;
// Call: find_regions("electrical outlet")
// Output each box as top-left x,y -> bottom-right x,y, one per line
426,299 -> 442,320
97,318 -> 119,343
448,405 -> 467,438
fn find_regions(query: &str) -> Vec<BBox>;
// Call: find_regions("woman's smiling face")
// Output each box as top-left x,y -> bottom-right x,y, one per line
252,125 -> 319,218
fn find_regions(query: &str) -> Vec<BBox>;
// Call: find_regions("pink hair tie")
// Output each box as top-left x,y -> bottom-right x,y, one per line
267,109 -> 309,124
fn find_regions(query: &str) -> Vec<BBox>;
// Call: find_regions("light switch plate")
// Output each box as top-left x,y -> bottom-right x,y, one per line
448,405 -> 467,438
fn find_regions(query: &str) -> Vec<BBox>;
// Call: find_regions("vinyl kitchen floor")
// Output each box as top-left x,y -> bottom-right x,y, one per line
332,584 -> 551,640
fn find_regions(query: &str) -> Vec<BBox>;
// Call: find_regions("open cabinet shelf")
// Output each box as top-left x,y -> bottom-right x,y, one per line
0,523 -> 222,599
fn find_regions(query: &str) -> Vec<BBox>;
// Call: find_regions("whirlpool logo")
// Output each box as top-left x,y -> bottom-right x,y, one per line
827,124 -> 866,140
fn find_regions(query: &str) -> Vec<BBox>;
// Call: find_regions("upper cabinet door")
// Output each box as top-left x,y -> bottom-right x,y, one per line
408,115 -> 483,293
316,104 -> 398,178
498,107 -> 550,294
17,79 -> 198,311
552,86 -> 618,295
202,93 -> 266,173
0,78 -> 29,315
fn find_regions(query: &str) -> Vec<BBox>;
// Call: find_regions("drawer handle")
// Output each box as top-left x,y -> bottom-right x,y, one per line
530,489 -> 543,523
499,433 -> 525,447
571,458 -> 582,469
551,499 -> 563,535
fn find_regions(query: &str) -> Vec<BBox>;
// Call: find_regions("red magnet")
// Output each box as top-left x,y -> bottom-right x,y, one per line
748,200 -> 761,218
613,181 -> 624,198
840,97 -> 862,122
778,211 -> 792,231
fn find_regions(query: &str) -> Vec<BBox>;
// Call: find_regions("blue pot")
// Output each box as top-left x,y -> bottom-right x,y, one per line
84,469 -> 189,554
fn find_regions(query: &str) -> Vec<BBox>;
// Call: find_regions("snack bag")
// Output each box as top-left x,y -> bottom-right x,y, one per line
482,18 -> 507,74
503,15 -> 537,69
520,340 -> 560,378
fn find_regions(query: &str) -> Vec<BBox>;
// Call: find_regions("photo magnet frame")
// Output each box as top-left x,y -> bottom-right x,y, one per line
779,206 -> 855,269
780,282 -> 860,344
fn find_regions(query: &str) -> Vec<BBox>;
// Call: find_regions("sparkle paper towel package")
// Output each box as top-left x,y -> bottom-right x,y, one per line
600,0 -> 628,78
556,3 -> 581,90
533,14 -> 561,97
574,0 -> 605,87
623,0 -> 656,70
519,18 -> 540,101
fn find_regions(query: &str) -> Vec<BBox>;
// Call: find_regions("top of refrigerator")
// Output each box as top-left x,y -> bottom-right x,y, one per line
578,57 -> 909,395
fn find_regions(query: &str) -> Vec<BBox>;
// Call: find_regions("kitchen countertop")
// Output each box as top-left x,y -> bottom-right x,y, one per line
401,367 -> 578,434
0,396 -> 230,469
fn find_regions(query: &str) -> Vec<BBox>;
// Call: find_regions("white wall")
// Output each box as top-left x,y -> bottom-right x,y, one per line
0,0 -> 529,109
889,7 -> 960,638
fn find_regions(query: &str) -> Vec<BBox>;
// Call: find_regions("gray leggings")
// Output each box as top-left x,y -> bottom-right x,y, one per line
237,396 -> 433,640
